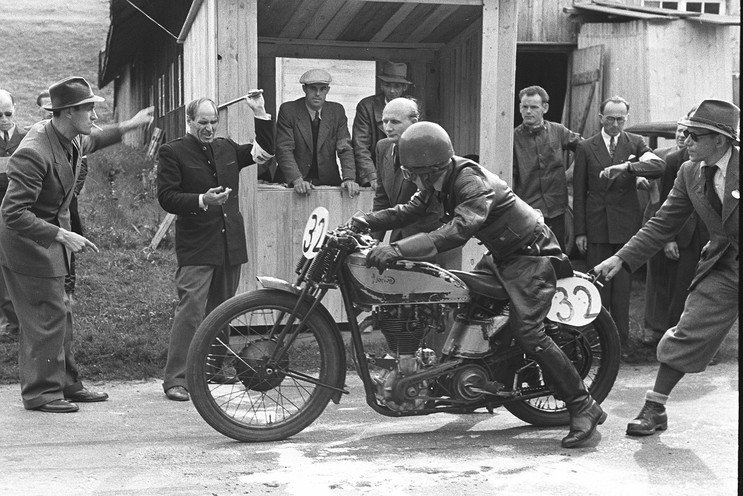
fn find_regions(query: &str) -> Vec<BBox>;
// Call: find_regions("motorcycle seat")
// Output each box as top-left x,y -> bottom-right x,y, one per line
449,270 -> 509,300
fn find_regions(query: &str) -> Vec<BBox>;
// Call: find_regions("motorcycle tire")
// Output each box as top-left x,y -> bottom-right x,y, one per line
186,288 -> 344,442
503,307 -> 620,427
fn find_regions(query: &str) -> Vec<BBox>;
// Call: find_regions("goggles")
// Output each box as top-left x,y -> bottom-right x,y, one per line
400,162 -> 449,181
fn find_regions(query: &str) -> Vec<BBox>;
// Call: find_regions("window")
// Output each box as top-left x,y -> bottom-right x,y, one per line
643,0 -> 724,14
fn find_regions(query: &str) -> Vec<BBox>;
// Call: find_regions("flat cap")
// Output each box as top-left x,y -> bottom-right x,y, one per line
299,69 -> 332,85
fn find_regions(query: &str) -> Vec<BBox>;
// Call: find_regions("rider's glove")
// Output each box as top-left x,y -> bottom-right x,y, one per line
366,244 -> 402,273
347,215 -> 370,234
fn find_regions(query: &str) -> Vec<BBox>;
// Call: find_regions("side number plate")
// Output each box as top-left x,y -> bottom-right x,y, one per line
301,207 -> 329,259
546,276 -> 602,326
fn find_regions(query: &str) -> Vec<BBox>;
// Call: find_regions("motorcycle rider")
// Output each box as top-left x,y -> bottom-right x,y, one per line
355,122 -> 606,448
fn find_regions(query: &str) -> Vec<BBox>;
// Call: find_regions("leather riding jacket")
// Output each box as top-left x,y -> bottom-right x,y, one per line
364,157 -> 543,261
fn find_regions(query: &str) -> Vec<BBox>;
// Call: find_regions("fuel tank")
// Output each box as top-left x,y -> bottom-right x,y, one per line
345,251 -> 470,305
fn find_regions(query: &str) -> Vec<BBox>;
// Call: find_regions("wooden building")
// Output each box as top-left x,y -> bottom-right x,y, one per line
98,0 -> 739,317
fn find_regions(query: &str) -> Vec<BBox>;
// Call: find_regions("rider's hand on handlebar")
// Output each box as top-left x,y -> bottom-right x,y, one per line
347,215 -> 370,234
366,244 -> 402,273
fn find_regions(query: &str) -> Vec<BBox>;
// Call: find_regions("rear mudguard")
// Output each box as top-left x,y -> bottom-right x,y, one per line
256,276 -> 347,404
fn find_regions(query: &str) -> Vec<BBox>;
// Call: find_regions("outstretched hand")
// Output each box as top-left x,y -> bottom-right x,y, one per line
244,89 -> 267,118
592,255 -> 624,281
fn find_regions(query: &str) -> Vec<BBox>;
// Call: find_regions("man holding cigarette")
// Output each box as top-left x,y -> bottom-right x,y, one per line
157,92 -> 274,402
0,76 -> 153,413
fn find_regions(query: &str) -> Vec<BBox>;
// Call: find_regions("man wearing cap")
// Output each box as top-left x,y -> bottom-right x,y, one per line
157,93 -> 274,402
573,95 -> 665,347
353,61 -> 412,189
354,122 -> 608,449
276,68 -> 357,196
0,76 -> 154,413
593,99 -> 739,436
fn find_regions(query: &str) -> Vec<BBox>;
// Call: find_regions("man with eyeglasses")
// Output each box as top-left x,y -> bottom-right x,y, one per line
573,95 -> 665,348
593,99 -> 739,437
355,122 -> 608,449
0,89 -> 25,344
276,69 -> 357,197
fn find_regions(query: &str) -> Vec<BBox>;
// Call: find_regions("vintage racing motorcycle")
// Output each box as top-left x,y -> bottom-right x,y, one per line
186,207 -> 620,442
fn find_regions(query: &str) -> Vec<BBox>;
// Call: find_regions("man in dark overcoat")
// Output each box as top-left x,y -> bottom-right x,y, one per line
593,99 -> 739,436
573,95 -> 665,346
0,77 -> 153,412
157,93 -> 274,401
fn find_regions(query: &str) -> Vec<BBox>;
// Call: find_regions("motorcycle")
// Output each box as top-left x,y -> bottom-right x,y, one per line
186,207 -> 620,442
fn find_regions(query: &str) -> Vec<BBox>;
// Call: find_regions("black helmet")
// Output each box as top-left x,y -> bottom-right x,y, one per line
398,122 -> 454,169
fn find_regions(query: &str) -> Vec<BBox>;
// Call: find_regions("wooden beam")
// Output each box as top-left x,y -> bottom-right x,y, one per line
299,0 -> 346,39
479,0 -> 517,183
407,5 -> 459,43
370,3 -> 417,42
278,0 -> 327,39
318,1 -> 365,40
345,0 -> 482,5
259,36 -> 443,51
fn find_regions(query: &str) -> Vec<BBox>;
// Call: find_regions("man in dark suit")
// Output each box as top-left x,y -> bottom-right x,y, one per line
276,69 -> 356,196
352,61 -> 412,189
0,77 -> 153,413
0,89 -> 25,343
157,93 -> 274,402
593,99 -> 739,436
573,95 -> 665,346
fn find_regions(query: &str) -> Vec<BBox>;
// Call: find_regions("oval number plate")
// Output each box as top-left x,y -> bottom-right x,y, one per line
546,276 -> 602,326
301,207 -> 329,259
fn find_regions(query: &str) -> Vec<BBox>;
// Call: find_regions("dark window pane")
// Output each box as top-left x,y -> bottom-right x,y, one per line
686,2 -> 703,12
704,3 -> 720,13
662,2 -> 679,9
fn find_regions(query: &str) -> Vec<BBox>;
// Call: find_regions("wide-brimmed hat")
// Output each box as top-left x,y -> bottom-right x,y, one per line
678,99 -> 739,142
377,61 -> 411,84
43,76 -> 104,111
299,69 -> 332,85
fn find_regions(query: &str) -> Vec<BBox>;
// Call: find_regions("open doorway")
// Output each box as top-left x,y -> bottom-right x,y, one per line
514,47 -> 572,127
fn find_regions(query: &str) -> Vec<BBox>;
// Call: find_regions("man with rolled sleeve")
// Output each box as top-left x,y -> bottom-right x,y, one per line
157,92 -> 274,401
593,99 -> 739,436
0,77 -> 153,412
276,69 -> 357,196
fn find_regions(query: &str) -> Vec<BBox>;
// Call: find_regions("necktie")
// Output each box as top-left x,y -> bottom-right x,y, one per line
308,111 -> 320,180
704,165 -> 722,216
608,136 -> 616,159
2,130 -> 8,146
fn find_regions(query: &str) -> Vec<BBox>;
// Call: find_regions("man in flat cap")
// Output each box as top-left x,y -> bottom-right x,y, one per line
593,99 -> 739,436
276,68 -> 357,196
352,61 -> 413,189
0,76 -> 153,413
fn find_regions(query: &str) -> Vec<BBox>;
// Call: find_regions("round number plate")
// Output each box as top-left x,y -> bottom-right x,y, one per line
301,207 -> 329,259
546,276 -> 602,326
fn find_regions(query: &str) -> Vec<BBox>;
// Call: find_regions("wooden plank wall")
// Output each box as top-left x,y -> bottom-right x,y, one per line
183,0 -> 217,102
517,0 -> 578,44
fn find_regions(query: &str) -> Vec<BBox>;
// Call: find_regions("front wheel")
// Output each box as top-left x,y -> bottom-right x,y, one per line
503,307 -> 621,426
186,289 -> 343,442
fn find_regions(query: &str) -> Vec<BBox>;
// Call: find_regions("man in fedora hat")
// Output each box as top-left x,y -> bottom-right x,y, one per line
0,76 -> 153,413
276,68 -> 357,196
352,61 -> 413,189
593,98 -> 739,436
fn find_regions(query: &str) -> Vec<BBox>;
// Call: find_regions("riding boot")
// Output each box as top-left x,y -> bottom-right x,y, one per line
531,340 -> 607,448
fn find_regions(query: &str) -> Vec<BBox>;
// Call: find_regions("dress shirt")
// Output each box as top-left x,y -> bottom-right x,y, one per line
601,128 -> 618,155
701,145 -> 732,203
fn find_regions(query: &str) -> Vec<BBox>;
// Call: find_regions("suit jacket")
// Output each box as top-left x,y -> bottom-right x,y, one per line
0,120 -> 121,277
157,118 -> 274,267
573,131 -> 665,243
276,98 -> 354,186
352,93 -> 385,185
618,147 -> 738,290
658,147 -> 704,247
0,125 -> 27,198
371,138 -> 443,242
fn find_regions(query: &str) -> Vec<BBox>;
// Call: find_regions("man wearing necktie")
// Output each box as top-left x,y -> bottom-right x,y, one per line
0,77 -> 154,413
276,69 -> 357,196
0,89 -> 26,344
573,95 -> 665,347
593,99 -> 739,437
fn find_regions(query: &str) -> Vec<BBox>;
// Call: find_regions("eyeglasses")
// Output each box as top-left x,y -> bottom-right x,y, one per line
682,129 -> 714,141
1,111 -> 13,118
601,116 -> 626,124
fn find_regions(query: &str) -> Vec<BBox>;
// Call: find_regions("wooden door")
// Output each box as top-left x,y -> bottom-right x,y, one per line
568,45 -> 604,137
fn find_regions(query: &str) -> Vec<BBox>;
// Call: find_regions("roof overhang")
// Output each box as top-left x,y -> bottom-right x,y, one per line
566,0 -> 739,25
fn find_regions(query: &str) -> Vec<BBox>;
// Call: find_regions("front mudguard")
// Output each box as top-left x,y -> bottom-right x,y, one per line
256,277 -> 347,404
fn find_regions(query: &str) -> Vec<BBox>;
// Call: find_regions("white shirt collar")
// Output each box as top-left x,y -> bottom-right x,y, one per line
601,128 -> 619,150
305,104 -> 321,119
3,124 -> 16,138
702,145 -> 732,177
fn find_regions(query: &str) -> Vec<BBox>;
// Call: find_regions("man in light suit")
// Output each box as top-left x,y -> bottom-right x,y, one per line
0,89 -> 25,342
276,69 -> 357,196
157,93 -> 274,402
573,96 -> 665,346
0,77 -> 153,413
593,99 -> 739,436
352,61 -> 413,189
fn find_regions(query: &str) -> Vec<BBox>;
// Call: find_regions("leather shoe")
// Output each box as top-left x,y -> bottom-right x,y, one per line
208,371 -> 239,385
165,386 -> 190,401
34,399 -> 79,413
65,388 -> 109,403
626,400 -> 667,436
562,399 -> 608,448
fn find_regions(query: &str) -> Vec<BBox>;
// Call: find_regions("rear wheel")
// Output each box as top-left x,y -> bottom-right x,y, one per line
503,307 -> 620,426
186,289 -> 343,442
